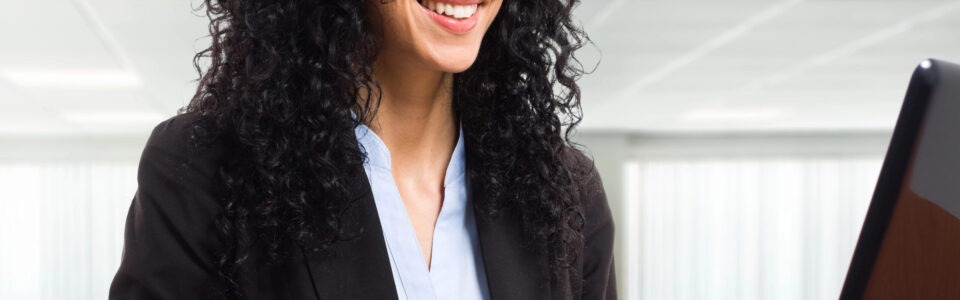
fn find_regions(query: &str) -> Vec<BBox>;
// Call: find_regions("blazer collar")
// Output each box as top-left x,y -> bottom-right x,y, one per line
299,139 -> 549,300
299,160 -> 399,300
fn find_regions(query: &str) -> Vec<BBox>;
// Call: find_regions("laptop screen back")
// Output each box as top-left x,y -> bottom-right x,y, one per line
841,59 -> 960,299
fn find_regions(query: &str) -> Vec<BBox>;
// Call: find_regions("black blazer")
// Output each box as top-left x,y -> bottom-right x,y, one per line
109,113 -> 617,299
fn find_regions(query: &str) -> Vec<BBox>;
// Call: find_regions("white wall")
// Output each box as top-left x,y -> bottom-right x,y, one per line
0,138 -> 142,300
578,132 -> 889,300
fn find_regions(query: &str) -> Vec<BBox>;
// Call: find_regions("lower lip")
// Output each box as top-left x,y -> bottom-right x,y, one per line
419,3 -> 480,34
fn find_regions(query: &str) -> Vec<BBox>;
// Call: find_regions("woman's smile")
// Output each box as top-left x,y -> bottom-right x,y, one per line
416,0 -> 484,34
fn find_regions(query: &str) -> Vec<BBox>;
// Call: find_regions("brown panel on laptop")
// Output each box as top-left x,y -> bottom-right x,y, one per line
862,164 -> 960,299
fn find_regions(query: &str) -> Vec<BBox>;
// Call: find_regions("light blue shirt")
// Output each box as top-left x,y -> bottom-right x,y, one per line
354,121 -> 490,300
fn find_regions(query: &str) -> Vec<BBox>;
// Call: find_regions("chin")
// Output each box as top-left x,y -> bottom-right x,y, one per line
376,0 -> 500,74
424,47 -> 481,73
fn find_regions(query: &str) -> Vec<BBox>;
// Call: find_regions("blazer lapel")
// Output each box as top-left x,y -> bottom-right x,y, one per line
470,166 -> 551,299
300,162 -> 398,300
296,138 -> 550,299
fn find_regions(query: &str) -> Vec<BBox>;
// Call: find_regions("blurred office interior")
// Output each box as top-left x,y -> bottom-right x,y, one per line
1,0 -> 958,299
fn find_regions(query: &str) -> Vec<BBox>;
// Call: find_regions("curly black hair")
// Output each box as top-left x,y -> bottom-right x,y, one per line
183,0 -> 592,297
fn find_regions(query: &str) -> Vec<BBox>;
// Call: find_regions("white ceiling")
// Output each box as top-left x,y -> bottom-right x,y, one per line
0,0 -> 207,136
577,0 -> 960,132
0,0 -> 958,136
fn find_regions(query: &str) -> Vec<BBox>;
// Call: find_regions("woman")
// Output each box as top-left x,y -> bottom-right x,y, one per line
109,0 -> 615,298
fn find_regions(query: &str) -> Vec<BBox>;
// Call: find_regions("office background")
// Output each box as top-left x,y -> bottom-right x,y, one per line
1,0 -> 958,299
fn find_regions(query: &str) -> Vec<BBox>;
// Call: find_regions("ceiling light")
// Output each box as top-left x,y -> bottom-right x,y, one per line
1,68 -> 141,88
60,110 -> 166,124
681,108 -> 783,122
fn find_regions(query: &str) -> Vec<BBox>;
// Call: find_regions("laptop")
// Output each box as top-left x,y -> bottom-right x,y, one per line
840,59 -> 960,299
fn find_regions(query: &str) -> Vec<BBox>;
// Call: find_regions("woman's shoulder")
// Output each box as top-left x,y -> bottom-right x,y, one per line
144,111 -> 218,155
140,112 -> 227,179
560,144 -> 613,231
560,145 -> 618,298
134,111 -> 229,218
560,145 -> 604,196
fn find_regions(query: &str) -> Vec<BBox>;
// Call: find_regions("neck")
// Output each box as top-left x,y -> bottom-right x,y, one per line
362,52 -> 458,181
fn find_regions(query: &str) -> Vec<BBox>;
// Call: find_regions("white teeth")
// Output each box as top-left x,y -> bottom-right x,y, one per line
423,1 -> 479,19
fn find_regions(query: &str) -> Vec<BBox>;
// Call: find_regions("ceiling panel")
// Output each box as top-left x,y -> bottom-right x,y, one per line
577,0 -> 960,132
0,0 -> 117,68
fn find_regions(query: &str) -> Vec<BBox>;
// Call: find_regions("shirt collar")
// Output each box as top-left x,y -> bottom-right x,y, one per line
353,113 -> 466,187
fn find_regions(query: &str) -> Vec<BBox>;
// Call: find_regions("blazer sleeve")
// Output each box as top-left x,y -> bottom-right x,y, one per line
109,115 -> 226,300
578,152 -> 618,299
